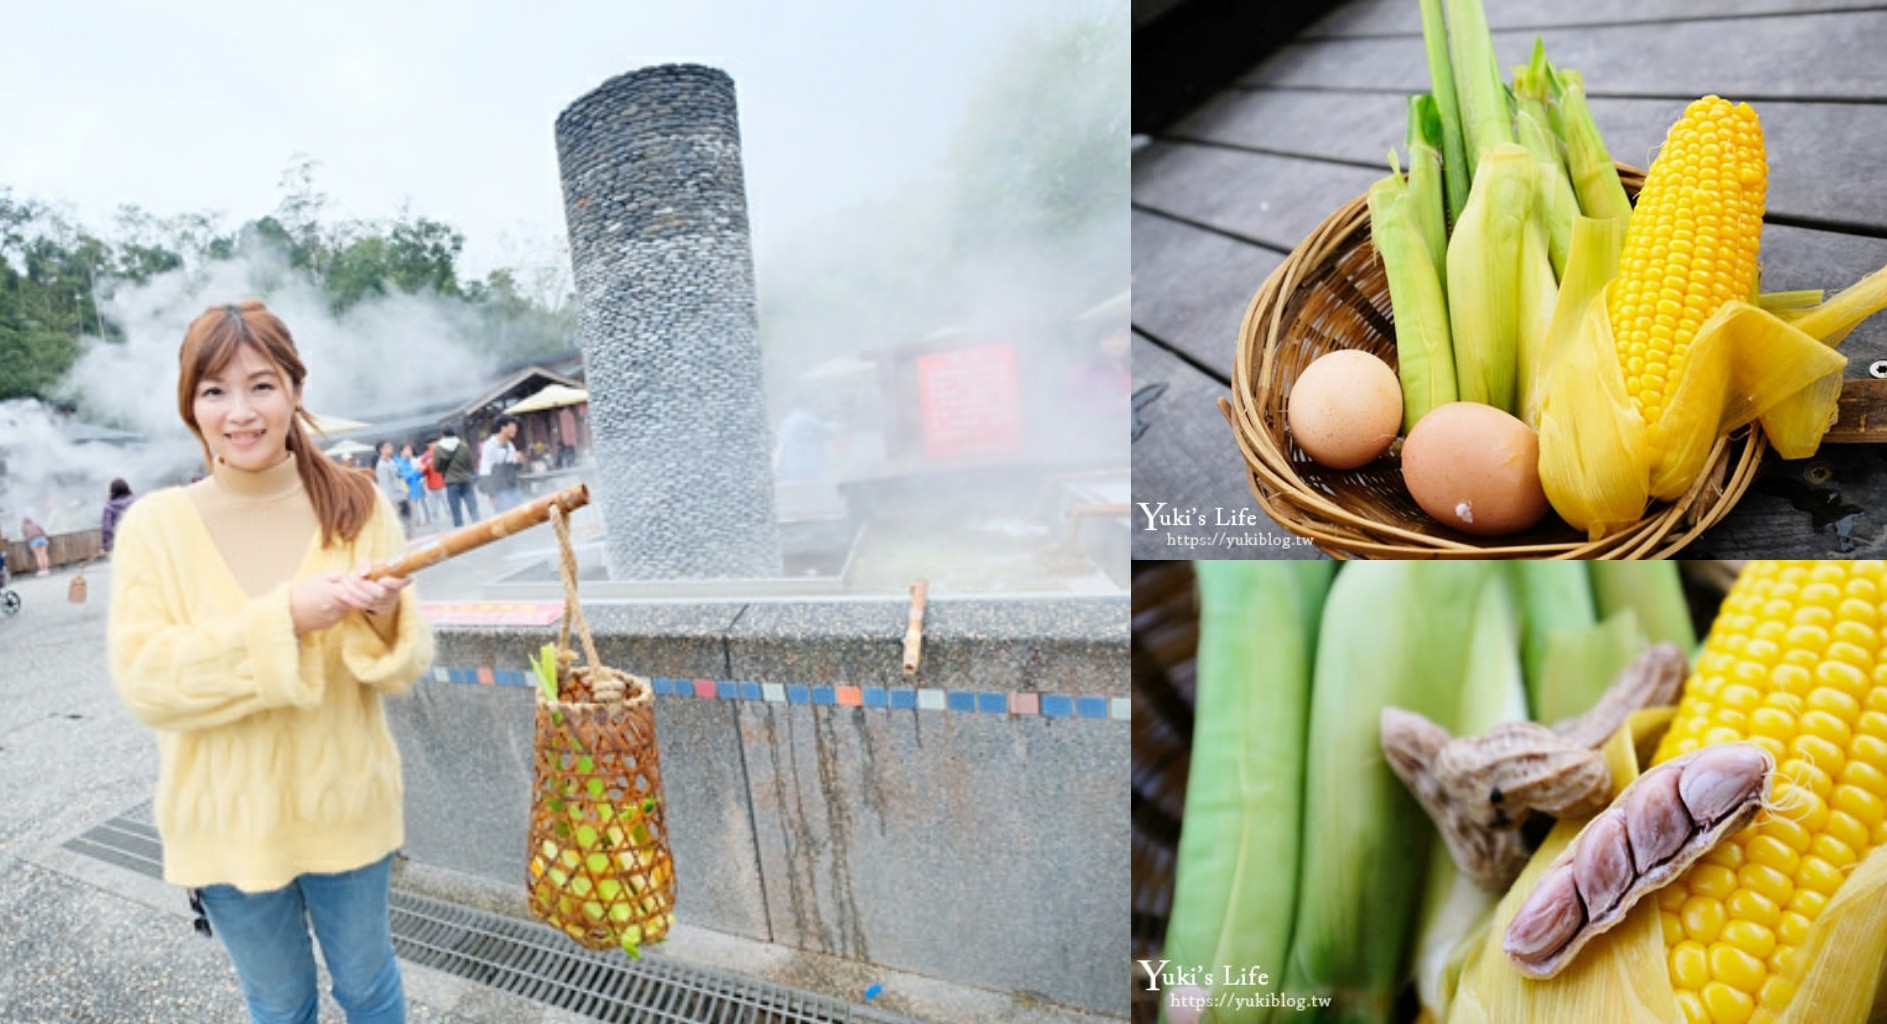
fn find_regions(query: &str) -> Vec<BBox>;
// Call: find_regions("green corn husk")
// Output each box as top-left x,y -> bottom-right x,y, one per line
1417,0 -> 1471,222
1515,159 -> 1562,429
1161,561 -> 1335,1024
1587,561 -> 1697,654
1514,108 -> 1577,279
1283,563 -> 1498,1024
1548,65 -> 1633,226
1410,570 -> 1528,1022
1447,144 -> 1535,414
1508,562 -> 1597,717
1370,161 -> 1459,432
1443,0 -> 1513,177
1407,95 -> 1450,281
1536,608 -> 1648,729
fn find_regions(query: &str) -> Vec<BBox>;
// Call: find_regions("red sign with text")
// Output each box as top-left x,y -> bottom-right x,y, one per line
916,344 -> 1025,460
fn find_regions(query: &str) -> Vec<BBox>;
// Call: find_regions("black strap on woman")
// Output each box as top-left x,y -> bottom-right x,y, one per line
187,888 -> 213,938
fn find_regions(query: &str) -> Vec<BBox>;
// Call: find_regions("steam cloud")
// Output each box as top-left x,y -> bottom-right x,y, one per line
0,246 -> 499,534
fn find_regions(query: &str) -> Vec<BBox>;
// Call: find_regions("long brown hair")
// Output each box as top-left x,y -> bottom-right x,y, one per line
177,300 -> 375,546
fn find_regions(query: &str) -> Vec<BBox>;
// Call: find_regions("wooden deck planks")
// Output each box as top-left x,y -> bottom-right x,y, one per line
1130,209 -> 1283,380
1305,0 -> 1887,41
1245,10 -> 1887,101
1170,89 -> 1887,233
1131,334 -> 1326,559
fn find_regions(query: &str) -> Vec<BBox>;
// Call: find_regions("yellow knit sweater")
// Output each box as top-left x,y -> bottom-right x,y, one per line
107,460 -> 434,892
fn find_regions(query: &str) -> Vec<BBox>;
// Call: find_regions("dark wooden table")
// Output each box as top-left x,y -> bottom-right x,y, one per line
1132,0 -> 1887,558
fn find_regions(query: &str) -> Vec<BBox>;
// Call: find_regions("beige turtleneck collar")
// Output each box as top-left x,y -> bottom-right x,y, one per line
187,452 -> 320,598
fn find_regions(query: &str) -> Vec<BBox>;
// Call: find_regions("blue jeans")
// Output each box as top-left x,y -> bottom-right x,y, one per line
195,854 -> 404,1024
445,481 -> 478,527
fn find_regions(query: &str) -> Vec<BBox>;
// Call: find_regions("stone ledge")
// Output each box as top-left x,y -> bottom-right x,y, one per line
430,594 -> 1128,694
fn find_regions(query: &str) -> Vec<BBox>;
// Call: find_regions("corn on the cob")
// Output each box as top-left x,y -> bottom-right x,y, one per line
1286,564 -> 1498,1022
1161,562 -> 1334,1024
1447,144 -> 1535,415
1371,158 -> 1458,432
1606,96 -> 1768,462
1410,571 -> 1529,1021
1648,561 -> 1887,1024
1536,98 -> 1850,536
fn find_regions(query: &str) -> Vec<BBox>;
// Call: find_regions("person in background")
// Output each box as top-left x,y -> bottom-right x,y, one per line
433,426 -> 478,527
773,400 -> 843,482
101,478 -> 136,554
478,415 -> 524,513
108,299 -> 430,1024
374,441 -> 411,534
419,440 -> 446,527
396,444 -> 426,528
21,516 -> 51,576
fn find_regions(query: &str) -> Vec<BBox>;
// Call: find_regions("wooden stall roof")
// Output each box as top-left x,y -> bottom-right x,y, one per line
1132,0 -> 1887,558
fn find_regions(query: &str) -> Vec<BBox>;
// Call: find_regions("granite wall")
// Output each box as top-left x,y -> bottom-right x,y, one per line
385,596 -> 1127,1017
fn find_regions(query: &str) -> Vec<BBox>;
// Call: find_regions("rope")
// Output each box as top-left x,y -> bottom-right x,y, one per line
549,504 -> 630,705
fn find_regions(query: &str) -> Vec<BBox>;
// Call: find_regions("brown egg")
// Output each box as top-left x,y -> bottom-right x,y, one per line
1286,350 -> 1403,469
1401,402 -> 1549,536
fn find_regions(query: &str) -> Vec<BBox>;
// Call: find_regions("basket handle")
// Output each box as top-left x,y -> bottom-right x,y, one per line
550,504 -> 604,681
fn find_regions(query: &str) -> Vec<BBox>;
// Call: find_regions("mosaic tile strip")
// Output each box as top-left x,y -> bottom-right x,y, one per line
420,602 -> 564,627
427,666 -> 1120,719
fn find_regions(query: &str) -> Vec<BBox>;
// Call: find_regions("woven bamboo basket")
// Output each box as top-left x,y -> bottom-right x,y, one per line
1225,165 -> 1765,559
526,506 -> 676,953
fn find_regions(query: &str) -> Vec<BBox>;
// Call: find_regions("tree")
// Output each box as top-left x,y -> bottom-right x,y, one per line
944,6 -> 1128,258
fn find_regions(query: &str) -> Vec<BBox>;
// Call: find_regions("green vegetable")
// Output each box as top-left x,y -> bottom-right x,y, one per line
531,643 -> 560,701
1416,0 -> 1470,223
1161,562 -> 1334,1024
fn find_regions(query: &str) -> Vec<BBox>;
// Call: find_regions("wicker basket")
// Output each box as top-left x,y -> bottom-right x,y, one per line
1225,165 -> 1763,559
526,507 -> 675,954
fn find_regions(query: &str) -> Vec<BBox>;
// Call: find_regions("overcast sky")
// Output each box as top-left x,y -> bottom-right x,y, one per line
0,0 -> 1071,283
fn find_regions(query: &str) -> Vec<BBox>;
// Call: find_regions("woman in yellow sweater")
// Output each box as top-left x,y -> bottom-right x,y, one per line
108,300 -> 434,1024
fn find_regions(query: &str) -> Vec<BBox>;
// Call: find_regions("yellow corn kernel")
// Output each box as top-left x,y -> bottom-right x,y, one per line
1759,974 -> 1797,1010
1662,909 -> 1687,946
1725,888 -> 1781,929
1677,990 -> 1710,1024
1702,979 -> 1757,1023
1777,910 -> 1812,946
1689,863 -> 1739,901
1708,941 -> 1767,992
1672,940 -> 1711,989
1704,841 -> 1746,871
1651,561 -> 1887,1021
1823,809 -> 1870,855
1796,854 -> 1845,896
1757,815 -> 1812,854
1786,887 -> 1828,920
1737,865 -> 1794,907
1721,919 -> 1777,960
1834,782 -> 1886,827
1742,834 -> 1800,876
1660,883 -> 1692,912
1681,896 -> 1725,943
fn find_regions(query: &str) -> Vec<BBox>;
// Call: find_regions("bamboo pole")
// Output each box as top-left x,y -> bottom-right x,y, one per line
902,578 -> 929,675
365,484 -> 591,580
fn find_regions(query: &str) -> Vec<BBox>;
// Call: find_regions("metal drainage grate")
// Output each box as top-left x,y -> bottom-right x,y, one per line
66,807 -> 921,1024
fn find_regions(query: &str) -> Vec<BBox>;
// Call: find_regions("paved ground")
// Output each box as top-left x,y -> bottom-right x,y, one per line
0,562 -> 1115,1024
